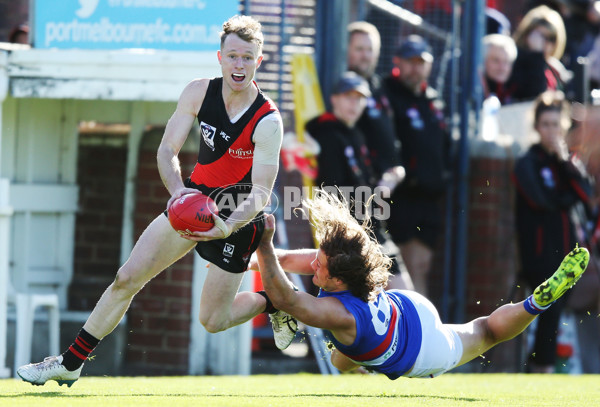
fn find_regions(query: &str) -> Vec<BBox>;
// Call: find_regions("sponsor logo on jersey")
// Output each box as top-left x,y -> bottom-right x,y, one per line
223,243 -> 235,257
220,131 -> 230,141
229,147 -> 253,159
200,121 -> 216,150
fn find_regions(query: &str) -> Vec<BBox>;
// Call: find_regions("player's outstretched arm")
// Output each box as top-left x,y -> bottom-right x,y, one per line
248,248 -> 317,275
256,215 -> 354,333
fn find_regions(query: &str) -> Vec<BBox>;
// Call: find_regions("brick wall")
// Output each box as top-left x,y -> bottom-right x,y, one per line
467,157 -> 517,315
70,137 -> 127,310
465,155 -> 523,372
423,153 -> 523,372
124,129 -> 197,376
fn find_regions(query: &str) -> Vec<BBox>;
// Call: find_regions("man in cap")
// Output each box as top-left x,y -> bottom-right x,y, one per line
384,35 -> 453,296
306,71 -> 376,192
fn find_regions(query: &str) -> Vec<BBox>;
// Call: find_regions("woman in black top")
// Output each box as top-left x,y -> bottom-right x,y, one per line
513,90 -> 592,372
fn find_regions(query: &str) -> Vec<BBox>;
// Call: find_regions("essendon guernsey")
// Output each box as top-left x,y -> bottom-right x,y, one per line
187,77 -> 278,215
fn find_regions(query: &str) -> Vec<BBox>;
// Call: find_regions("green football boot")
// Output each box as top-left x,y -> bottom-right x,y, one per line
533,246 -> 590,307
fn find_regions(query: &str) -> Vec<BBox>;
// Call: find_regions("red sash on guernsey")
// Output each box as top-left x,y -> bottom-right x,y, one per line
345,301 -> 399,362
190,100 -> 277,188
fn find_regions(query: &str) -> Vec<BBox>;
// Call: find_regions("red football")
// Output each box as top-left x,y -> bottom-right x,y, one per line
168,192 -> 218,234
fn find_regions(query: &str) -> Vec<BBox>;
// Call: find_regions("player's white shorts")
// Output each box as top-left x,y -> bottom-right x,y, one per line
401,290 -> 463,378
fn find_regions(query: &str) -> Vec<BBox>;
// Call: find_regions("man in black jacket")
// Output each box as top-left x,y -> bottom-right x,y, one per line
307,72 -> 376,191
384,35 -> 452,296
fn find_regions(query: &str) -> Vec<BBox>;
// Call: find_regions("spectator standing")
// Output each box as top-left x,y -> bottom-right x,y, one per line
347,21 -> 401,180
524,1 -> 600,75
384,35 -> 452,296
346,22 -> 412,290
512,90 -> 593,373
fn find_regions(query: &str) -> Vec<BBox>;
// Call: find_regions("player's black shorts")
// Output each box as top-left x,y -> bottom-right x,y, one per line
387,198 -> 442,250
194,217 -> 265,273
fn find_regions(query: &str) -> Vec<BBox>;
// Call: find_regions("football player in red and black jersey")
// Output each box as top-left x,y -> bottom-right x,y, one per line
17,15 -> 297,387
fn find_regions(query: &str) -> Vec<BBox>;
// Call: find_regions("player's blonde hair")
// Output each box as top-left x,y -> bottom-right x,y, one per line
220,15 -> 264,54
300,189 -> 391,302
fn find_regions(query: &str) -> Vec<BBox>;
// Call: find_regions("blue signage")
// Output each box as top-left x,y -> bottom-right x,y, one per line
33,0 -> 240,50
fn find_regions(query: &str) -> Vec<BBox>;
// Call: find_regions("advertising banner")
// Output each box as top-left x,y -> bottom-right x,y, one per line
33,0 -> 239,50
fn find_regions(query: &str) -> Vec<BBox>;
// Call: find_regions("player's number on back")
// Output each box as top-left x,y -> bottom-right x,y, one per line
368,295 -> 391,335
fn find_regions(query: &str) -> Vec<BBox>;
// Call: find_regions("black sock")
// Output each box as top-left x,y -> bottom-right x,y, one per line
256,290 -> 278,314
61,328 -> 100,371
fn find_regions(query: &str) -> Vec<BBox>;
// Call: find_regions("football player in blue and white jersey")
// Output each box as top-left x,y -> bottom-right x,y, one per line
251,189 -> 589,378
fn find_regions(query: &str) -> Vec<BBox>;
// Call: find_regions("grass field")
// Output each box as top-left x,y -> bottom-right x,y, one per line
3,373 -> 600,407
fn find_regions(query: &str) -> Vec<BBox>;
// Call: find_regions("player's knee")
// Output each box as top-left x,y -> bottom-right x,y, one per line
475,317 -> 498,346
199,313 -> 227,333
112,268 -> 139,294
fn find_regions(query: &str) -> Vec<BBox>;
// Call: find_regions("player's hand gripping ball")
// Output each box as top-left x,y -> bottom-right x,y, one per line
168,192 -> 219,234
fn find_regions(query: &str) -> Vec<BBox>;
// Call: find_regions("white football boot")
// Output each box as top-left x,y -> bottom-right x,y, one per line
17,355 -> 83,387
269,310 -> 298,350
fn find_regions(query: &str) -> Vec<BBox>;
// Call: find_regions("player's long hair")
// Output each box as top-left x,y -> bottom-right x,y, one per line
300,189 -> 391,302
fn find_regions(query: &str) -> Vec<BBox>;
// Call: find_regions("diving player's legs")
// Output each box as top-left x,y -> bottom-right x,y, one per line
453,246 -> 589,368
400,290 -> 463,378
451,302 -> 536,367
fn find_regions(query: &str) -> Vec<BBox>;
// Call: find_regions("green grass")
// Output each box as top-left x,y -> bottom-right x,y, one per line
2,373 -> 600,407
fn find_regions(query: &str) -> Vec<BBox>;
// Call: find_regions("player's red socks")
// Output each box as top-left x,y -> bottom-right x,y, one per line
61,328 -> 100,371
